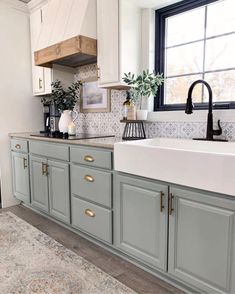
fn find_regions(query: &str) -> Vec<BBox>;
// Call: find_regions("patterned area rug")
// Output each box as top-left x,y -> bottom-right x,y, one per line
0,212 -> 136,294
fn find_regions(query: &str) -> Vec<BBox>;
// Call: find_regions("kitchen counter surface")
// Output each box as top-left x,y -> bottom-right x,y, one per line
10,132 -> 123,149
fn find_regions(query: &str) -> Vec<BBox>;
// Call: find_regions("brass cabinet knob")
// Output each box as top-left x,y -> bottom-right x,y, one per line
84,175 -> 94,182
85,209 -> 95,217
84,155 -> 94,162
15,144 -> 21,149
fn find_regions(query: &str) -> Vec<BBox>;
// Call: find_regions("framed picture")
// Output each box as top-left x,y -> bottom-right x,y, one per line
80,78 -> 111,113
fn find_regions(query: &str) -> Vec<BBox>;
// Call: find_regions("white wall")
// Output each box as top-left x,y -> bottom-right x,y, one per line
0,0 -> 43,208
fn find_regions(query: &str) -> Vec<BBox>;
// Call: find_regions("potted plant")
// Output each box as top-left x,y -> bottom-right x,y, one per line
123,70 -> 164,120
49,80 -> 82,133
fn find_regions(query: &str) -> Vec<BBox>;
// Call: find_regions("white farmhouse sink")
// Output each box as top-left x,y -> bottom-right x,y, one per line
114,138 -> 235,196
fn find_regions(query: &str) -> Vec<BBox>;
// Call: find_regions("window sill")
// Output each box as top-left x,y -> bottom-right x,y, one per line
147,109 -> 235,122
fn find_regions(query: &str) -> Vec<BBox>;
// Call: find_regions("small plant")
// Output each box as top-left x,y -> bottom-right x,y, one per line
123,70 -> 164,106
41,80 -> 83,112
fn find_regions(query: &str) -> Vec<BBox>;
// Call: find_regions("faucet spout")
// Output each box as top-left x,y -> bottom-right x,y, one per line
185,79 -> 226,141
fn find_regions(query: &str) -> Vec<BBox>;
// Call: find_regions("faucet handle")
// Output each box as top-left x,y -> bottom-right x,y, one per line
213,120 -> 222,136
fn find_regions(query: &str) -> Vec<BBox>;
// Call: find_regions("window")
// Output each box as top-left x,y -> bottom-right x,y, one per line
155,0 -> 235,111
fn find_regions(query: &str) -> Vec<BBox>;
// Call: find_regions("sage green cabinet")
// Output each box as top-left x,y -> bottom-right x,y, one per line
48,160 -> 70,224
114,173 -> 168,270
11,151 -> 30,203
30,155 -> 70,224
72,196 -> 112,244
169,187 -> 235,294
30,155 -> 49,213
71,164 -> 112,208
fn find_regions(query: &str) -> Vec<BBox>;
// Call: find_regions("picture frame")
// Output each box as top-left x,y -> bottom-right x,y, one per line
80,77 -> 111,113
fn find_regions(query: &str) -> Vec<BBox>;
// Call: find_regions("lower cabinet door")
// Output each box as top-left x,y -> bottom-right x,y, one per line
114,174 -> 168,270
48,160 -> 70,224
169,187 -> 235,294
30,155 -> 49,213
11,152 -> 30,203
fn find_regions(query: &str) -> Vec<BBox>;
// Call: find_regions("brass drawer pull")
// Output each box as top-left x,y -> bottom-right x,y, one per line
169,193 -> 174,215
85,209 -> 95,217
45,163 -> 49,176
42,163 -> 46,175
84,155 -> 94,162
15,144 -> 21,149
23,158 -> 27,169
42,163 -> 48,176
160,192 -> 164,212
84,175 -> 94,182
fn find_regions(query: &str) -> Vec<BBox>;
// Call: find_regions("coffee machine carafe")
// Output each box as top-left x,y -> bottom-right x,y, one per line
49,102 -> 60,133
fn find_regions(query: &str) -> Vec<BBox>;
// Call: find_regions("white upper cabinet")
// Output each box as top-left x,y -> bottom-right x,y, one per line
97,0 -> 119,86
29,2 -> 52,95
97,0 -> 142,88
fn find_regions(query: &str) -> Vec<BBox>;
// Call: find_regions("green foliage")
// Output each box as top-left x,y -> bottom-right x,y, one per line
122,70 -> 164,102
41,80 -> 83,112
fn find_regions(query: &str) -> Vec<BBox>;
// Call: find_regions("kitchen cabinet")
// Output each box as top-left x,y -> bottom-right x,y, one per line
11,136 -> 235,293
168,186 -> 235,294
29,2 -> 52,95
114,173 -> 168,270
71,145 -> 113,244
48,160 -> 70,224
30,155 -> 70,224
72,197 -> 112,244
11,151 -> 30,203
30,155 -> 49,213
97,0 -> 142,88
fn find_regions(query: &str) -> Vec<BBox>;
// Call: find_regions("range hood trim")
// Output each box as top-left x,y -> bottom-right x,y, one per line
34,35 -> 97,68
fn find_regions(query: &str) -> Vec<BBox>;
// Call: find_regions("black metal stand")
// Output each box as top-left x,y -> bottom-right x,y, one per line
121,120 -> 146,140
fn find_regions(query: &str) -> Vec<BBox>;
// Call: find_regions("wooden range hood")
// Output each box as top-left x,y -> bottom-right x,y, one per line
34,35 -> 97,68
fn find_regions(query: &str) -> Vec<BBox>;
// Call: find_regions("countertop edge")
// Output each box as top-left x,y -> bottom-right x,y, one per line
9,133 -> 123,149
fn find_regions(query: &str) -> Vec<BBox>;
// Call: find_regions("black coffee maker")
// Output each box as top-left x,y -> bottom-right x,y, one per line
41,102 -> 60,134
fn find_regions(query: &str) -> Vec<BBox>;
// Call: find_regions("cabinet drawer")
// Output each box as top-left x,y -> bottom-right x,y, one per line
71,165 -> 112,208
70,146 -> 112,169
72,197 -> 112,244
11,139 -> 28,153
29,141 -> 69,161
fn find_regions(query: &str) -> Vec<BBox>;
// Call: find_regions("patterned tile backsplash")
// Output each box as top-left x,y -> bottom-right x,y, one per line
74,64 -> 235,141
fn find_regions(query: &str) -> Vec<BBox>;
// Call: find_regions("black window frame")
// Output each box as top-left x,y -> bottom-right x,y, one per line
154,0 -> 235,111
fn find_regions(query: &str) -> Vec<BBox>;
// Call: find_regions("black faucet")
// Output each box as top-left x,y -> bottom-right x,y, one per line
185,79 -> 227,142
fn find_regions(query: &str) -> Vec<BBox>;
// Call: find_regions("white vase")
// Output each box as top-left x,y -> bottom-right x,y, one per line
58,110 -> 78,133
136,109 -> 148,120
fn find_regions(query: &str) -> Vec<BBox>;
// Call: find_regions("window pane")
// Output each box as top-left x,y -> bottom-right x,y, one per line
165,75 -> 203,104
204,70 -> 235,102
166,7 -> 205,47
205,34 -> 235,71
166,42 -> 204,76
207,0 -> 235,37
